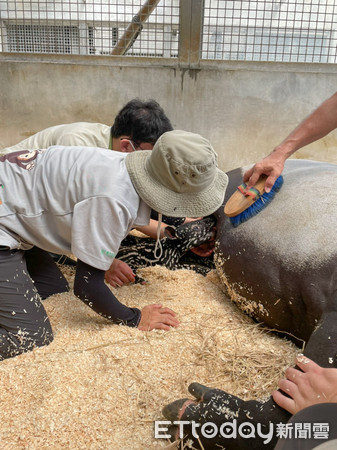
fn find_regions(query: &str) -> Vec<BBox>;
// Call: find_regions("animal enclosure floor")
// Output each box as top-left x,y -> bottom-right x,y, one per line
0,266 -> 298,449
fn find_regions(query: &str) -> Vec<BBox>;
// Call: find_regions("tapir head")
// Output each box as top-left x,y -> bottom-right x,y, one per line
164,216 -> 216,250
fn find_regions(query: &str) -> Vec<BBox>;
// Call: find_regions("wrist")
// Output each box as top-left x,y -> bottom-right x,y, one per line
270,143 -> 295,162
129,308 -> 142,327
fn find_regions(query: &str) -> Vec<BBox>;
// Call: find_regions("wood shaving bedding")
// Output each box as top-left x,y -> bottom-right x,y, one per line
0,266 -> 297,449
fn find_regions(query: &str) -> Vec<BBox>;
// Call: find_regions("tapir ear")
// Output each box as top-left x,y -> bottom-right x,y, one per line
164,226 -> 177,239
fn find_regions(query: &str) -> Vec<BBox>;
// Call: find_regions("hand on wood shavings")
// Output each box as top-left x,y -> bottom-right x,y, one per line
272,355 -> 337,415
138,304 -> 179,331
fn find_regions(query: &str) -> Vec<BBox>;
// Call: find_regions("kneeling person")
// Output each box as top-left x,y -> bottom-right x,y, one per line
0,130 -> 228,360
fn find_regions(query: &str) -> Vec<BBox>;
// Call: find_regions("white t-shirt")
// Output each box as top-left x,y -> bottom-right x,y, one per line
0,146 -> 150,270
1,122 -> 111,154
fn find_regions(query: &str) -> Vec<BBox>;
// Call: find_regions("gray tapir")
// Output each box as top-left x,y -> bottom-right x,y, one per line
163,159 -> 337,449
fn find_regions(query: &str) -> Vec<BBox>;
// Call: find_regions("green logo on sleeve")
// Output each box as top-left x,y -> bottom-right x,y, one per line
101,249 -> 116,259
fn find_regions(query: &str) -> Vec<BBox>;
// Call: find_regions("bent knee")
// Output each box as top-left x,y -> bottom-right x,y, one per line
0,323 -> 54,361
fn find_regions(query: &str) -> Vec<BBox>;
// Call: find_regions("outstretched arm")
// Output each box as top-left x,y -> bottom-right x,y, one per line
134,219 -> 167,239
74,259 -> 141,326
244,91 -> 337,192
74,259 -> 179,330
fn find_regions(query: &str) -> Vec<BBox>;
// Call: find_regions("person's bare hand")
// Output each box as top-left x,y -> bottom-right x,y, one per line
138,304 -> 179,331
105,259 -> 135,287
272,355 -> 337,415
243,152 -> 286,193
183,217 -> 202,223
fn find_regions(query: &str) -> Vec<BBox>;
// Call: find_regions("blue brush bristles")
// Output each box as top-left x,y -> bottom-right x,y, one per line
230,175 -> 284,227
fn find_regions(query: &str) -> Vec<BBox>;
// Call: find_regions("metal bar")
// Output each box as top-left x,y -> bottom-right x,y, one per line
111,0 -> 161,56
179,0 -> 204,68
189,0 -> 203,66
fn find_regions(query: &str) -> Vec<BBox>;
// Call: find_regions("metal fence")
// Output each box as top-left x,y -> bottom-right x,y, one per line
0,0 -> 180,56
203,0 -> 337,63
0,0 -> 336,64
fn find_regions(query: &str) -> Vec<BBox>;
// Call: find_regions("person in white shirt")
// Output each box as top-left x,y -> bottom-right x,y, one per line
0,130 -> 228,360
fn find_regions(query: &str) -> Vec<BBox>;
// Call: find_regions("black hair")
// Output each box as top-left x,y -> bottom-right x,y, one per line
110,99 -> 173,145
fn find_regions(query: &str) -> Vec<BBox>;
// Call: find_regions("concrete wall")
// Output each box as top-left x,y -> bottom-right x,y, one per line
1,54 -> 337,172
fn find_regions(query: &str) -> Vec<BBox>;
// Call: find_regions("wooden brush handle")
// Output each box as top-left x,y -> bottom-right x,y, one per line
224,175 -> 267,217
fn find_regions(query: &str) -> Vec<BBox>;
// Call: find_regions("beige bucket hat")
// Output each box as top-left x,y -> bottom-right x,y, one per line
125,130 -> 228,218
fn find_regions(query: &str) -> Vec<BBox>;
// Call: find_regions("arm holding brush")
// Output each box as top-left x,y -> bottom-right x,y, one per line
244,91 -> 337,192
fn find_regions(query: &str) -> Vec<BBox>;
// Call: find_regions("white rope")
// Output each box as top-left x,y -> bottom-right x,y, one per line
154,213 -> 163,260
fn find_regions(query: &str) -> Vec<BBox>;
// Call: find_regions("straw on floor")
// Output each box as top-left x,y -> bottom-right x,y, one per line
0,265 -> 298,449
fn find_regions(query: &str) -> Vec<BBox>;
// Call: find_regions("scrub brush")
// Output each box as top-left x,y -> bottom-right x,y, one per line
224,174 -> 284,227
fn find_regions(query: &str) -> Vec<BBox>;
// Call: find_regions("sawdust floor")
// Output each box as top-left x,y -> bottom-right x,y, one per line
0,265 -> 298,449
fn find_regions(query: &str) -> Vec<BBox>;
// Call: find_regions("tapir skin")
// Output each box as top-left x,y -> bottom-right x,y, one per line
169,160 -> 337,450
215,159 -> 337,355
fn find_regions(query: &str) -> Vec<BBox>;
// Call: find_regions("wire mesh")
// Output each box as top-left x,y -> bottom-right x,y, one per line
203,0 -> 337,63
0,0 -> 180,56
0,0 -> 336,63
